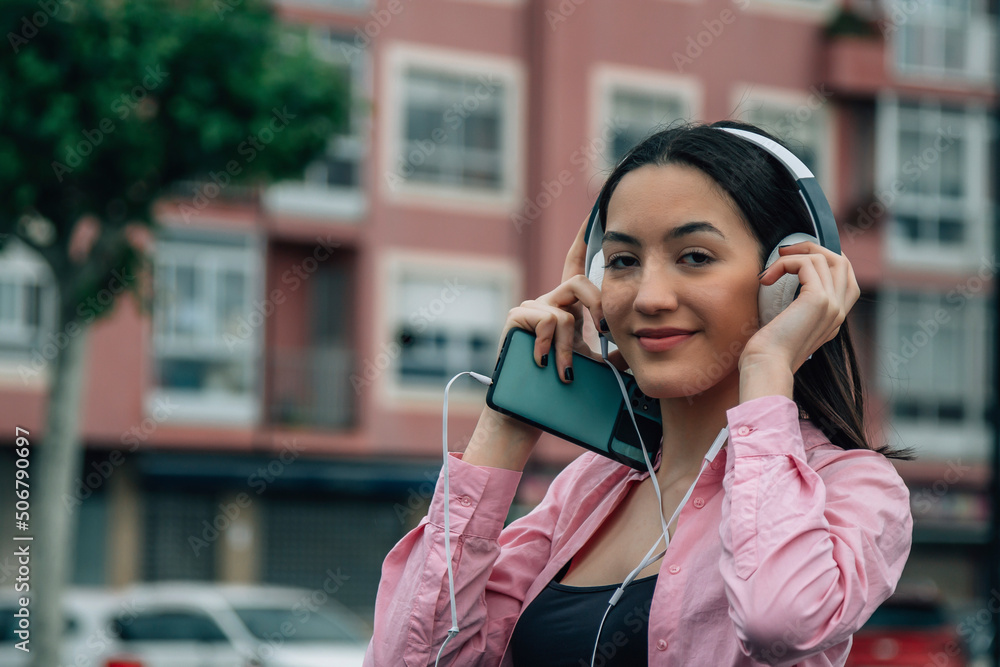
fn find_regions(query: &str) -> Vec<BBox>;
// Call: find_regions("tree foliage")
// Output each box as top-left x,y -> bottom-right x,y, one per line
0,0 -> 348,316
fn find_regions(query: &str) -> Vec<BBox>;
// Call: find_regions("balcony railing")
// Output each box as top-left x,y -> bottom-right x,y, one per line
267,345 -> 355,429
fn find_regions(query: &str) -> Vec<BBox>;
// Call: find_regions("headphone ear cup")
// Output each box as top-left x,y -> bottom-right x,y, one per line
758,233 -> 819,326
587,250 -> 618,348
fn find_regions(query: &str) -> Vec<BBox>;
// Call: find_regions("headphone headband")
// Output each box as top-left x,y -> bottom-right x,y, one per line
583,126 -> 842,280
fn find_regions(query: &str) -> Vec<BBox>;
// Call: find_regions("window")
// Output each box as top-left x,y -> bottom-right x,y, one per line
890,0 -> 995,81
394,277 -> 502,386
0,239 -> 56,355
592,67 -> 699,178
117,611 -> 229,642
263,27 -> 369,219
742,102 -> 826,185
607,88 -> 688,166
382,253 -> 518,403
877,98 -> 989,265
399,68 -> 506,189
151,230 -> 260,424
877,289 -> 991,459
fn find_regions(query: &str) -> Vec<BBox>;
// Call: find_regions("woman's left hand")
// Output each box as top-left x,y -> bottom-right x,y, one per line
740,241 -> 861,377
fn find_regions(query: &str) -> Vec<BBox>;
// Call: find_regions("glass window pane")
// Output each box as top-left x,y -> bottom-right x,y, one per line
939,136 -> 964,197
895,215 -> 921,240
610,89 -> 686,164
938,218 -> 965,243
0,281 -> 16,324
402,68 -> 505,189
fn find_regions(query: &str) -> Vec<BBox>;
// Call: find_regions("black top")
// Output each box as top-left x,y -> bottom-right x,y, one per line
509,562 -> 657,666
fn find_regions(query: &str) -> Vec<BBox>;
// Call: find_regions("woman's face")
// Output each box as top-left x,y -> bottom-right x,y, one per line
601,163 -> 764,399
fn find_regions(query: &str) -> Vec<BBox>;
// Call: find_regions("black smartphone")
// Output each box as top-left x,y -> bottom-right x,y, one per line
486,327 -> 662,471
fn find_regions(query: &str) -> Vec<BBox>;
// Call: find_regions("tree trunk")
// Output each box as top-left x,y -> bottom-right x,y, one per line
29,314 -> 90,667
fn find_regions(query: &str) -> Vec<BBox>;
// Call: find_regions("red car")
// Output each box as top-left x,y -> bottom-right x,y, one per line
847,587 -> 969,667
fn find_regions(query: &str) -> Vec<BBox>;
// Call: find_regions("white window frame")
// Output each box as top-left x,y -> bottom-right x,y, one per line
876,288 -> 991,462
886,0 -> 996,84
0,239 -> 57,386
271,0 -> 373,12
733,0 -> 836,22
263,26 -> 371,221
377,250 -> 519,411
730,83 -> 836,197
148,229 -> 263,425
589,64 -> 701,182
875,93 -> 991,270
380,42 -> 525,212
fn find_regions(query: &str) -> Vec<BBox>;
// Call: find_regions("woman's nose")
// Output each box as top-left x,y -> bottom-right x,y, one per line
632,266 -> 679,314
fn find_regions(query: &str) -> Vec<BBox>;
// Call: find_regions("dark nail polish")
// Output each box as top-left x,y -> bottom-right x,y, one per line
564,367 -> 574,382
599,318 -> 608,332
540,353 -> 548,367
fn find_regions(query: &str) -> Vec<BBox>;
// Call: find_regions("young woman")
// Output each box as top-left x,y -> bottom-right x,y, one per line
363,121 -> 913,666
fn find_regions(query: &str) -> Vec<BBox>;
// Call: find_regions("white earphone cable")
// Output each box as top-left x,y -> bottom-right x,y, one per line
436,370 -> 493,667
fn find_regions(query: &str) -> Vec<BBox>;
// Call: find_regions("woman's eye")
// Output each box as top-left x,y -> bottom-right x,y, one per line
681,251 -> 712,265
604,254 -> 637,269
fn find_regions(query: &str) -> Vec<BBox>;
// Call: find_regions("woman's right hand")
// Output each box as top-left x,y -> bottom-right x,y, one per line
495,216 -> 628,385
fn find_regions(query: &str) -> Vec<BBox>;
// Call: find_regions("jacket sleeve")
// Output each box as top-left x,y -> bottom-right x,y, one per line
718,395 -> 913,666
363,451 -> 576,667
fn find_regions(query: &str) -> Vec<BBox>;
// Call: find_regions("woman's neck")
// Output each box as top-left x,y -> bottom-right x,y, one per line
655,371 -> 741,481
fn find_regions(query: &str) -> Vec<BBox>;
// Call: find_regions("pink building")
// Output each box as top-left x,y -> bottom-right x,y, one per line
0,0 -> 995,647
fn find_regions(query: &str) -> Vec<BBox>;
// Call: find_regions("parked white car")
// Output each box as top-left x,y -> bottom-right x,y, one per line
1,583 -> 370,667
0,587 -> 132,667
99,582 -> 371,667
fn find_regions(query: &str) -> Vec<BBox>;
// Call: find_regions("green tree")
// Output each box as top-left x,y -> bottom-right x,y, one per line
0,0 -> 347,663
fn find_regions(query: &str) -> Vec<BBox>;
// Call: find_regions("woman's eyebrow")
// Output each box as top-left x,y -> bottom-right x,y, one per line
603,222 -> 726,246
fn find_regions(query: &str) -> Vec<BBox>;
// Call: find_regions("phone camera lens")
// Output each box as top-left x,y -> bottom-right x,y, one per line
631,398 -> 639,407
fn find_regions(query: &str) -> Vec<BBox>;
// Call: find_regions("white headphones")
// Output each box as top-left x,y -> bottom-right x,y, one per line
584,127 -> 842,343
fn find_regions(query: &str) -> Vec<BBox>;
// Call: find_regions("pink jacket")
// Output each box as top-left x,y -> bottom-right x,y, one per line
364,395 -> 913,666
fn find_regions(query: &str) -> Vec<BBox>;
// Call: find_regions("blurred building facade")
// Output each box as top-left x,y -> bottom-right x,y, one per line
0,0 -> 996,651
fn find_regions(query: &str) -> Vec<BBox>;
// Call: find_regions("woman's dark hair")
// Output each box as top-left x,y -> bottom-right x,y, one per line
597,120 -> 912,460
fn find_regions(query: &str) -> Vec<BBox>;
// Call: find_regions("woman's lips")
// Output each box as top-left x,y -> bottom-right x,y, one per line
635,332 -> 695,352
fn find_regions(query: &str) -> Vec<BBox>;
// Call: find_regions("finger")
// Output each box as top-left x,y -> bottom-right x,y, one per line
540,273 -> 605,334
761,253 -> 836,295
562,214 -> 591,283
510,300 -> 581,383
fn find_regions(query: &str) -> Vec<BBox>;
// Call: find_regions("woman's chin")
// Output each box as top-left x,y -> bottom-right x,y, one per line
633,368 -> 737,401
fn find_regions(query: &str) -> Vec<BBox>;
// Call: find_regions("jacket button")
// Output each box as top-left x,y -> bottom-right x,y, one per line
737,425 -> 751,436
458,496 -> 472,507
656,639 -> 668,651
668,565 -> 680,574
692,497 -> 705,509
